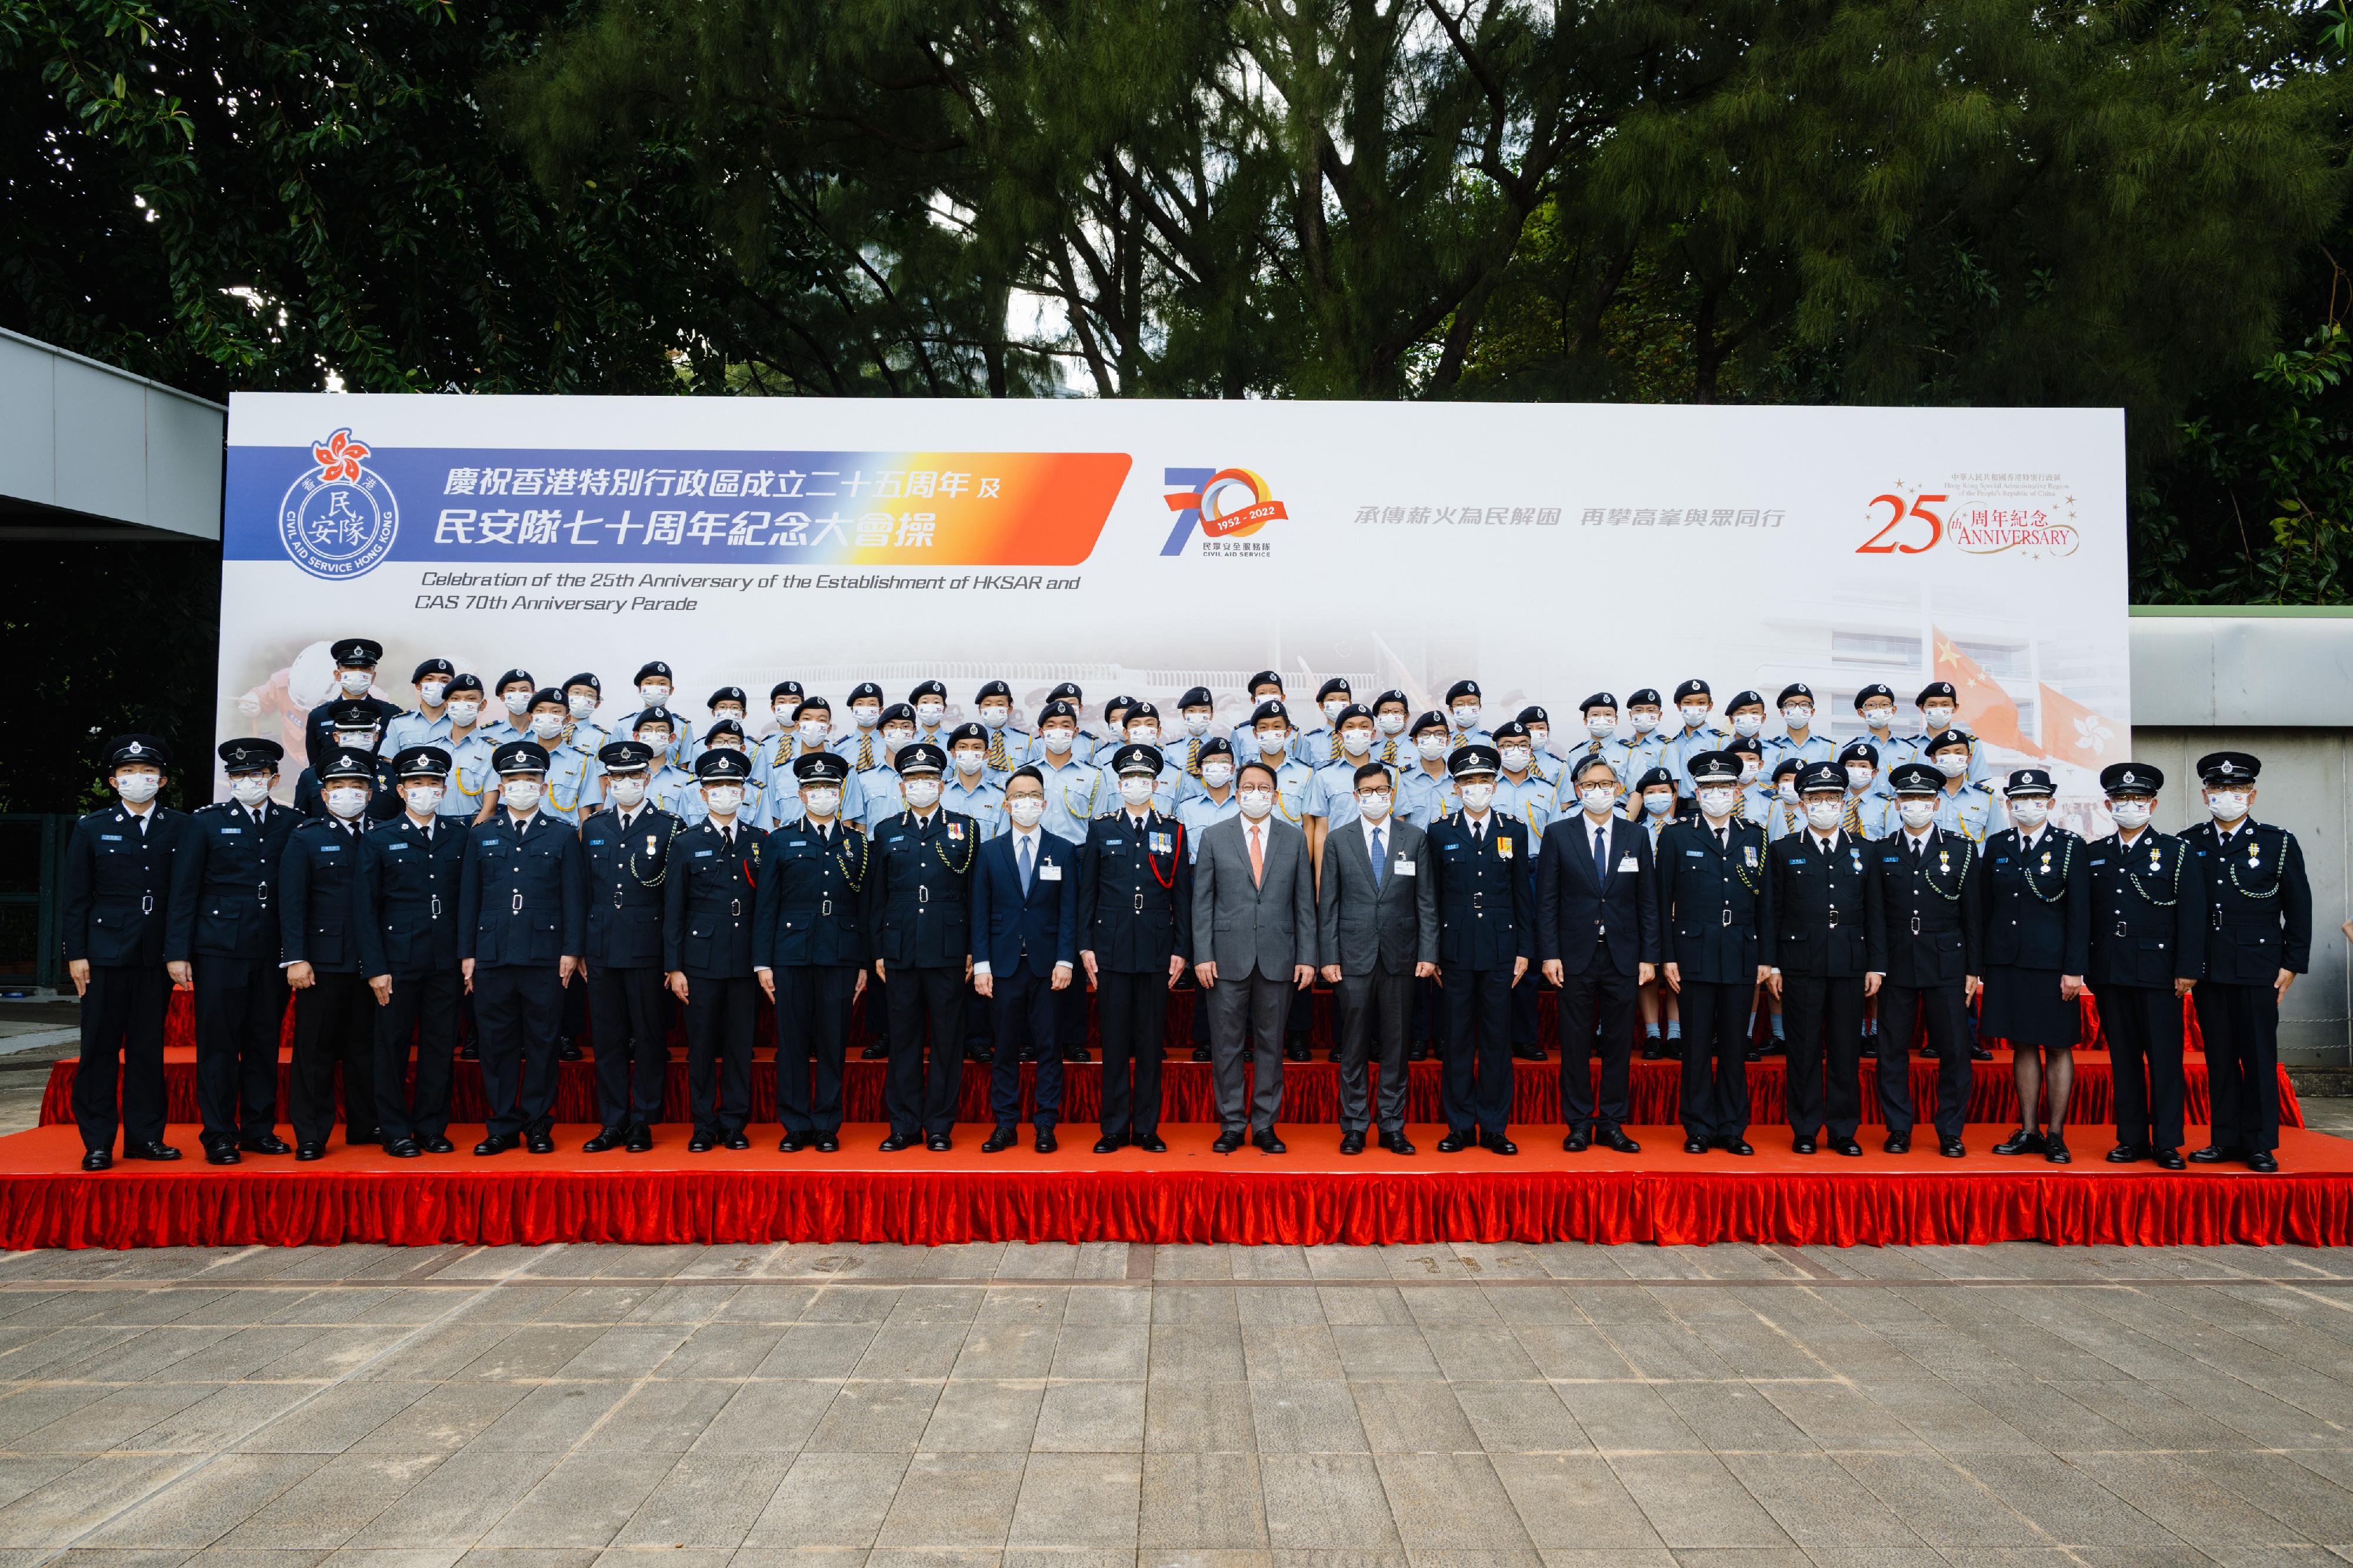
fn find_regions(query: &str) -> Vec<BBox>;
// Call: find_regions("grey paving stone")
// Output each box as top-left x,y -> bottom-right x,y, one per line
1448,1383 -> 1585,1454
1371,1453 -> 1535,1552
806,1382 -> 949,1453
1604,1453 -> 1792,1551
611,1452 -> 792,1548
1005,1453 -> 1141,1549
1258,1456 -> 1403,1551
1487,1453 -> 1662,1549
1139,1453 -> 1267,1549
346,1452 -> 561,1549
688,1377 -> 839,1452
1142,1381 -> 1257,1454
742,1451 -> 911,1547
81,1454 -> 328,1550
475,1452 -> 671,1549
872,1452 -> 1027,1549
919,1379 -> 1046,1453
214,1454 -> 444,1550
1348,1383 -> 1477,1455
1249,1380 -> 1369,1455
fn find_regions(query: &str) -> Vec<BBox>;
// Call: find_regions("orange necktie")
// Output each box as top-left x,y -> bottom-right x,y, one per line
1249,823 -> 1264,888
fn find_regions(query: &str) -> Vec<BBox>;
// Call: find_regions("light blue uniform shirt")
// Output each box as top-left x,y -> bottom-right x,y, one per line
1662,723 -> 1731,795
941,777 -> 1008,839
1265,758 -> 1317,833
1394,764 -> 1461,830
1932,780 -> 1999,842
1304,755 -> 1391,831
851,765 -> 906,831
441,730 -> 498,820
1491,772 -> 1565,846
645,763 -> 700,822
384,708 -> 454,755
1762,730 -> 1838,774
1032,755 -> 1108,845
539,743 -> 601,825
1174,789 -> 1241,860
833,722 -> 891,775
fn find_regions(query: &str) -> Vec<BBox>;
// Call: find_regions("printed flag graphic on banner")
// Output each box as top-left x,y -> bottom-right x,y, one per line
1932,629 -> 2032,752
2038,682 -> 2123,767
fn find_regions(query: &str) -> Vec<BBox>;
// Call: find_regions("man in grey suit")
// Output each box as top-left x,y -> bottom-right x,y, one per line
1317,763 -> 1438,1155
1192,759 -> 1318,1153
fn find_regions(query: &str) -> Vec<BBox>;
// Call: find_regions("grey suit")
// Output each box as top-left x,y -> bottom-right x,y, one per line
1317,815 -> 1438,1133
1192,812 -> 1317,1133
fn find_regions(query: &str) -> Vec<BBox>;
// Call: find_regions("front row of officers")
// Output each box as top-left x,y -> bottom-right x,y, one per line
66,726 -> 2308,1170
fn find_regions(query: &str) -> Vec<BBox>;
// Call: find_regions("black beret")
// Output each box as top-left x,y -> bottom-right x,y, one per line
331,638 -> 382,666
633,661 -> 674,683
411,658 -> 455,682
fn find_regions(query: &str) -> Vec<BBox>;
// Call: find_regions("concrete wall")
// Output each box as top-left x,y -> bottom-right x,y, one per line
0,328 -> 224,539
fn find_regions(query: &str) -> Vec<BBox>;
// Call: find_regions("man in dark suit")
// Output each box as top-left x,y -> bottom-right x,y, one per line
355,746 -> 469,1157
165,737 -> 298,1164
279,747 -> 382,1159
458,740 -> 586,1156
1317,762 -> 1436,1155
1078,746 -> 1192,1153
1423,745 -> 1532,1155
577,741 -> 681,1153
1537,753 -> 1659,1154
1191,759 -> 1317,1154
755,752 -> 870,1152
63,735 -> 187,1170
1657,749 -> 1773,1156
1759,762 -> 1878,1156
665,749 -> 767,1151
1864,763 -> 1981,1157
864,742 -> 978,1151
971,764 -> 1081,1152
2082,762 -> 2205,1170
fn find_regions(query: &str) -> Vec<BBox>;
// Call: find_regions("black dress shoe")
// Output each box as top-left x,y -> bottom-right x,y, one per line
1792,1136 -> 1817,1155
1832,1137 -> 1863,1157
1253,1128 -> 1287,1154
1212,1130 -> 1245,1155
385,1137 -> 421,1159
1136,1134 -> 1166,1153
1192,1046 -> 1212,1062
1640,1043 -> 1662,1060
525,1129 -> 555,1155
204,1142 -> 241,1166
582,1130 -> 623,1153
2249,1150 -> 2279,1173
122,1140 -> 182,1162
1939,1137 -> 1967,1158
1683,1137 -> 1709,1155
624,1125 -> 652,1153
1062,1045 -> 1091,1062
559,1042 -> 584,1062
1512,1046 -> 1547,1062
1381,1130 -> 1416,1156
2188,1144 -> 2239,1164
1599,1128 -> 1641,1155
1339,1131 -> 1367,1156
1283,1045 -> 1311,1063
926,1132 -> 953,1152
345,1128 -> 381,1146
425,1135 -> 455,1155
1744,1046 -> 1767,1063
1563,1129 -> 1591,1153
1094,1133 -> 1128,1154
1407,1046 -> 1428,1063
459,1041 -> 479,1061
1968,1044 -> 1994,1062
964,1044 -> 991,1063
1664,1043 -> 1683,1061
1991,1129 -> 2045,1157
80,1149 -> 111,1172
983,1126 -> 1019,1154
1034,1129 -> 1057,1153
295,1140 -> 328,1162
2152,1147 -> 2187,1171
1723,1139 -> 1754,1157
238,1133 -> 292,1155
721,1131 -> 748,1150
1480,1135 -> 1517,1156
1437,1130 -> 1474,1153
1883,1133 -> 1911,1154
2105,1143 -> 2142,1164
815,1135 -> 839,1152
2044,1134 -> 2071,1164
688,1133 -> 715,1153
879,1132 -> 916,1151
781,1132 -> 809,1153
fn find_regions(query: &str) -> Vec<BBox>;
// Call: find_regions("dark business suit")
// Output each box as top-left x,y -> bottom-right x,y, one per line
2182,818 -> 2309,1155
1191,813 -> 1317,1135
279,815 -> 379,1146
355,813 -> 468,1143
458,808 -> 586,1139
580,804 -> 682,1136
1865,828 -> 1980,1140
1759,828 -> 1876,1140
2087,829 -> 2206,1154
1657,816 -> 1771,1144
1424,812 -> 1532,1143
1536,812 -> 1660,1135
164,798 -> 298,1145
1078,809 -> 1192,1141
62,803 -> 185,1153
971,826 -> 1081,1130
1317,816 -> 1437,1135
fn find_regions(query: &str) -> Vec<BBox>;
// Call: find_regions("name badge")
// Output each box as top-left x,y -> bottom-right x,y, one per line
588,838 -> 605,846
319,844 -> 340,854
2089,857 -> 2106,867
220,828 -> 242,836
1395,860 -> 1416,877
789,838 -> 807,848
1617,855 -> 1639,872
1688,849 -> 1706,858
1039,863 -> 1063,881
1105,838 -> 1124,847
100,833 -> 122,842
695,849 -> 714,858
386,843 -> 408,852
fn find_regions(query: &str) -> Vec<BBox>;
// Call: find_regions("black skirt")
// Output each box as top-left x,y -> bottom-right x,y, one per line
1979,963 -> 2080,1047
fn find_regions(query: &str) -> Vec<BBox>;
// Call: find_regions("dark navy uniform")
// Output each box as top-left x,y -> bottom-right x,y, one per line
754,803 -> 869,1142
278,789 -> 379,1152
2088,807 -> 2206,1159
1759,823 -> 1877,1145
664,813 -> 766,1143
355,802 -> 468,1147
863,752 -> 978,1145
1076,793 -> 1192,1146
1979,823 -> 2090,1047
1657,810 -> 1772,1148
164,746 -> 299,1152
1425,790 -> 1533,1149
1865,811 -> 1981,1146
2183,752 -> 2310,1163
294,755 -> 403,824
578,785 -> 682,1143
62,743 -> 185,1160
458,759 -> 588,1147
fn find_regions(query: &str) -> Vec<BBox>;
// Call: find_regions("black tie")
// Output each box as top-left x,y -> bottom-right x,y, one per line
1593,823 -> 1609,884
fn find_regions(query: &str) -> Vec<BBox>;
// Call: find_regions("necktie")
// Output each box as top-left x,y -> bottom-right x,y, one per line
857,731 -> 874,770
1379,737 -> 1397,767
1019,833 -> 1033,893
1249,823 -> 1264,888
1186,735 -> 1201,775
986,728 -> 1008,770
1717,827 -> 1728,853
1594,823 -> 1609,884
1371,826 -> 1385,889
1842,795 -> 1862,835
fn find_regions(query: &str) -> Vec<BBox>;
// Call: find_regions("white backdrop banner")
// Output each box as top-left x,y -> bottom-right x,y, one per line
219,394 -> 2128,797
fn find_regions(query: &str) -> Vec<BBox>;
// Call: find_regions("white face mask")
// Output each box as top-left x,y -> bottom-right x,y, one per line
1416,735 -> 1447,760
336,729 -> 377,752
1256,731 -> 1288,756
804,787 -> 841,818
1341,730 -> 1372,758
1644,792 -> 1674,818
501,779 -> 542,811
1183,712 -> 1213,737
1923,705 -> 1956,729
338,669 -> 372,695
2109,799 -> 2152,830
1805,800 -> 1844,831
529,713 -> 565,740
502,690 -> 532,717
1128,726 -> 1159,746
419,681 -> 449,706
1679,703 -> 1709,729
1587,715 -> 1615,739
1579,786 -> 1616,816
116,771 -> 162,805
568,695 -> 597,720
1898,799 -> 1938,829
1934,753 -> 1968,779
404,784 -> 444,814
1459,782 -> 1496,810
1358,790 -> 1392,820
1630,710 -> 1659,735
1451,705 -> 1481,730
1845,765 -> 1876,792
1006,795 -> 1045,826
1738,760 -> 1759,783
1375,712 -> 1405,736
1698,787 -> 1737,820
606,775 -> 646,807
785,720 -> 821,747
902,778 -> 941,809
774,703 -> 795,725
448,699 -> 481,726
1042,729 -> 1074,754
638,733 -> 671,755
882,729 -> 914,752
1731,712 -> 1763,739
2010,799 -> 2051,828
2207,790 -> 2251,822
915,701 -> 946,725
229,776 -> 271,808
1863,706 -> 1894,730
852,705 -> 882,729
1201,761 -> 1234,789
705,785 -> 744,815
1118,776 -> 1156,807
980,705 -> 1011,730
1322,699 -> 1348,725
638,683 -> 670,707
1238,788 -> 1275,819
325,786 -> 369,819
1783,706 -> 1812,730
1499,746 -> 1532,773
1777,782 -> 1801,805
954,750 -> 985,776
1529,728 -> 1551,751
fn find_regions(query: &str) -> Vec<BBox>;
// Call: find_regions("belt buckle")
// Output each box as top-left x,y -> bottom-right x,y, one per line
141,894 -> 154,915
614,889 -> 625,910
2115,920 -> 2129,939
1910,915 -> 1921,935
1471,891 -> 1484,910
730,897 -> 742,918
918,885 -> 931,904
431,895 -> 443,918
1720,908 -> 1731,928
1134,892 -> 1146,913
511,891 -> 524,915
821,896 -> 832,916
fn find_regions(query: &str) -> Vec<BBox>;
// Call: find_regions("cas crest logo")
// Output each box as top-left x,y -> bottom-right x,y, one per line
279,429 -> 399,579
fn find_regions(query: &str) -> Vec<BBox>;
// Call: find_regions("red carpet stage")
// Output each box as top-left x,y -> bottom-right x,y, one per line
1,1122 -> 2345,1251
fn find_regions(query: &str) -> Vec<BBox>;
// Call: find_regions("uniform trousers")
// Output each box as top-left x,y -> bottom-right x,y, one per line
1509,970 -> 1545,1053
1098,970 -> 1168,1139
884,965 -> 966,1138
1677,980 -> 1751,1143
1056,982 -> 1091,1059
683,975 -> 756,1136
190,955 -> 286,1143
74,965 -> 170,1152
1781,973 -> 1866,1140
1556,965 -> 1638,1133
472,965 -> 564,1137
290,970 -> 378,1146
2101,983 -> 2187,1152
1334,966 -> 1412,1133
986,960 -> 1062,1129
2193,982 -> 2278,1152
372,969 -> 459,1143
1876,982 -> 1968,1139
1208,971 -> 1291,1133
1439,963 -> 1514,1139
774,965 -> 859,1135
586,965 -> 668,1132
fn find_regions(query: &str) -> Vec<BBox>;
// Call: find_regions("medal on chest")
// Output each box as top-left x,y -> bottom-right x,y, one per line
1938,849 -> 1949,873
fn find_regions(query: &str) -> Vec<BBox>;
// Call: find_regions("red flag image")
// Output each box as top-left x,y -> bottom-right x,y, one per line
1932,629 -> 2032,752
2038,682 -> 2125,769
